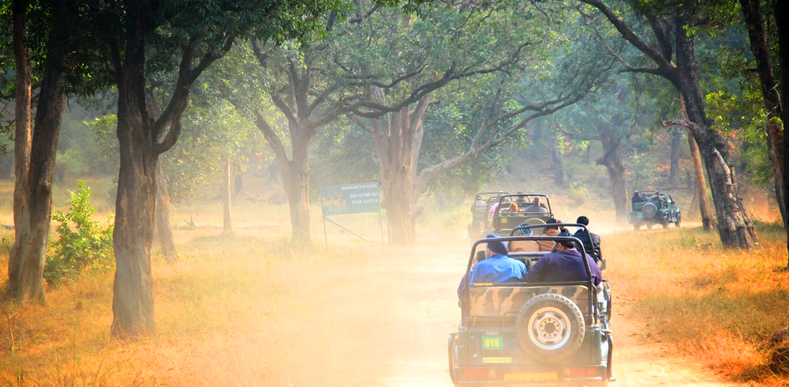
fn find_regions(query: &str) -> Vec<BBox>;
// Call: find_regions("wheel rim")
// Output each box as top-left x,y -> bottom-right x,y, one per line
527,306 -> 572,350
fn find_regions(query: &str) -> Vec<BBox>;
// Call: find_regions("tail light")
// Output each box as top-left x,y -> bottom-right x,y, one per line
565,367 -> 601,378
462,368 -> 495,379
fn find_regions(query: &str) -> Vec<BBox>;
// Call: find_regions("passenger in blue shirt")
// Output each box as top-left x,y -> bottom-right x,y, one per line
468,234 -> 527,286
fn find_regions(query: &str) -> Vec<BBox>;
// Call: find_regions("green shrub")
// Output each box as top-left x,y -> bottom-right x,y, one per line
44,180 -> 114,285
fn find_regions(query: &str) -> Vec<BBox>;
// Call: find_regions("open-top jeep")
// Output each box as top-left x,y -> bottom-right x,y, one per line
449,227 -> 613,387
469,191 -> 511,239
628,190 -> 681,231
492,194 -> 554,236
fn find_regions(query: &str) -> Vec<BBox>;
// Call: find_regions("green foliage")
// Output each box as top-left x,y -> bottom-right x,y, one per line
44,181 -> 113,286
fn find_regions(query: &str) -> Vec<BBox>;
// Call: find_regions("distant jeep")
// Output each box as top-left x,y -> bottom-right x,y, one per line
628,190 -> 681,230
468,191 -> 510,239
492,193 -> 553,236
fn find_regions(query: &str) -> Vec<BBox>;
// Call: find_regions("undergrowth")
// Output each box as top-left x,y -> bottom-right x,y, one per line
609,225 -> 789,385
44,181 -> 114,286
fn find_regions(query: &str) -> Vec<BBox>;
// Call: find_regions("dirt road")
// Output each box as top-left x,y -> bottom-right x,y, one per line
264,239 -> 748,387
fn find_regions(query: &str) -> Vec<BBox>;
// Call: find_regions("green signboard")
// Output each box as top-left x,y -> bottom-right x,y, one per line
321,182 -> 381,216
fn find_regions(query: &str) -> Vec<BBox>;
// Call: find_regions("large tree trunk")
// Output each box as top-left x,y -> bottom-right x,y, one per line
248,111 -> 314,247
687,129 -> 716,230
11,0 -> 31,232
8,0 -> 32,301
596,127 -> 627,222
7,3 -> 67,303
674,20 -> 756,247
155,162 -> 177,261
111,30 -> 157,338
580,0 -> 755,247
740,0 -> 786,225
669,126 -> 682,186
280,132 -> 311,246
222,157 -> 232,234
775,0 -> 789,267
373,107 -> 418,245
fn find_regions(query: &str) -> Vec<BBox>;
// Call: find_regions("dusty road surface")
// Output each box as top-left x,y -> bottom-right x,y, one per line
261,238 -> 750,387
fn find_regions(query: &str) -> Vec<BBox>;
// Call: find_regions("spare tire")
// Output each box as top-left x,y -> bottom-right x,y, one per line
515,293 -> 585,364
641,202 -> 658,219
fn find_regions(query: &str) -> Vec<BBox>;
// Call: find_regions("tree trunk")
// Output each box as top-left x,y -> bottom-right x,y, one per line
111,33 -> 157,338
8,86 -> 65,304
222,157 -> 232,234
596,128 -> 627,222
687,129 -> 716,230
740,0 -> 786,225
674,19 -> 756,247
280,132 -> 311,246
551,139 -> 565,187
774,0 -> 789,266
8,0 -> 32,301
669,126 -> 682,186
372,107 -> 417,245
7,3 -> 67,303
155,162 -> 177,261
11,0 -> 31,232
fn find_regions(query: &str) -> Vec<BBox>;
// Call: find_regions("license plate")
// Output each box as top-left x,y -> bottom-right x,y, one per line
504,372 -> 558,382
482,336 -> 503,350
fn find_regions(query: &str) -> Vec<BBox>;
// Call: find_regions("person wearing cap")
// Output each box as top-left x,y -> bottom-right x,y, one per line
468,234 -> 527,285
573,215 -> 603,267
522,230 -> 601,286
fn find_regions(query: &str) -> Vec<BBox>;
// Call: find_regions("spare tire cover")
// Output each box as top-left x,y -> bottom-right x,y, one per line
516,293 -> 585,364
642,202 -> 658,219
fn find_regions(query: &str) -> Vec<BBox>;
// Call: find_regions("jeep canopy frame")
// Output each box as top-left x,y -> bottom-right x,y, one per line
491,193 -> 554,235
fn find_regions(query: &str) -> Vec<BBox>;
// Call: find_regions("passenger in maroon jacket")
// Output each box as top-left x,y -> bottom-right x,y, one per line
522,230 -> 601,286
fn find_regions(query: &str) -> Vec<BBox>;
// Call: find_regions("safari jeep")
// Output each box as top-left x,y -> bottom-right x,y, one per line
469,191 -> 511,239
491,193 -> 554,236
628,190 -> 681,231
449,231 -> 613,387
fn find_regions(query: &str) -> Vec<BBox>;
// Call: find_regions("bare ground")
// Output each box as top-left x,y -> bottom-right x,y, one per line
247,238 -> 752,387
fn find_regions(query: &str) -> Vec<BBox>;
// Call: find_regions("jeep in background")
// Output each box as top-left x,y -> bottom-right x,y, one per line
450,230 -> 613,386
492,193 -> 554,236
628,190 -> 681,230
468,191 -> 509,239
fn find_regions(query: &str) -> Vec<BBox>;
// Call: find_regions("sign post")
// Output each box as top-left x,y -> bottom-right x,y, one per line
320,182 -> 385,251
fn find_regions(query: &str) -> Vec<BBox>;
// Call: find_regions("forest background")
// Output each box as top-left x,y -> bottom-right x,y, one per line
1,0 -> 789,385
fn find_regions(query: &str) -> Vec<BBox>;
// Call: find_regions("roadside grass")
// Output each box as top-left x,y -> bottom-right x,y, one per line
0,218 -> 375,386
607,220 -> 789,385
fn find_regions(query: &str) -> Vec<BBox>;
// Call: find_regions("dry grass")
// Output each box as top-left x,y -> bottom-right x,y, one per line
606,221 -> 789,385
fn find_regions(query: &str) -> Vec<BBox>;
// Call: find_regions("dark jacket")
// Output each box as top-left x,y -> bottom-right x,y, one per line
522,249 -> 601,286
573,229 -> 602,264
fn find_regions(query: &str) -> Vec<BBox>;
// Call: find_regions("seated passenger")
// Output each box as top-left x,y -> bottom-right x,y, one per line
505,202 -> 519,213
469,234 -> 527,285
509,224 -> 539,252
573,215 -> 603,267
537,218 -> 562,251
522,231 -> 601,286
515,193 -> 528,206
457,251 -> 486,300
522,197 -> 549,214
